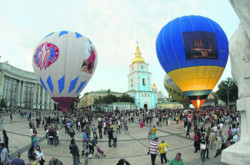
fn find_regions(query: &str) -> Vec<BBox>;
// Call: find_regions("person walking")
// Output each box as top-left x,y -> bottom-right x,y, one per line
48,156 -> 63,165
69,139 -> 80,165
148,137 -> 159,165
148,125 -> 152,140
200,132 -> 207,163
68,127 -> 75,140
108,126 -> 113,147
88,138 -> 98,158
92,124 -> 97,139
10,152 -> 25,165
35,145 -> 45,165
168,152 -> 183,165
158,139 -> 170,165
3,130 -> 9,152
10,112 -> 12,122
194,131 -> 200,153
0,143 -> 10,165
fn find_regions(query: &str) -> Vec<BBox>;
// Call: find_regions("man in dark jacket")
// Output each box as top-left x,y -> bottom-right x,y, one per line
48,156 -> 63,165
69,139 -> 80,165
108,126 -> 113,147
98,121 -> 103,139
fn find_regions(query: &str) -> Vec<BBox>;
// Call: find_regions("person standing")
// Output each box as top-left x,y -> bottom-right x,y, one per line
168,153 -> 183,165
113,130 -> 118,147
10,152 -> 25,165
98,121 -> 103,139
176,115 -> 179,124
10,112 -> 12,122
148,137 -> 159,165
69,139 -> 80,165
158,139 -> 170,164
0,116 -> 3,130
92,124 -> 97,139
140,119 -> 144,128
30,127 -> 34,146
151,126 -> 157,140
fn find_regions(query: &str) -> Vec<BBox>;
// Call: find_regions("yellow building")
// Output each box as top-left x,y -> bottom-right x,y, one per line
78,90 -> 123,110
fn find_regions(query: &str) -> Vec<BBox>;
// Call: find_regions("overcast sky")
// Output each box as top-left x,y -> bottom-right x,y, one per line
0,0 -> 240,97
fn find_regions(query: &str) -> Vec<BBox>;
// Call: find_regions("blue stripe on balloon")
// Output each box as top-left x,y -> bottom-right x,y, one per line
44,32 -> 55,39
40,77 -> 47,92
88,39 -> 92,44
68,77 -> 79,94
184,90 -> 211,96
47,75 -> 54,93
75,32 -> 82,38
59,31 -> 68,37
75,80 -> 87,94
58,75 -> 65,94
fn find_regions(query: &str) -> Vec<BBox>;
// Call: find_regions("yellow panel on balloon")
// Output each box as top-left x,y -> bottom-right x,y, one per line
168,66 -> 224,92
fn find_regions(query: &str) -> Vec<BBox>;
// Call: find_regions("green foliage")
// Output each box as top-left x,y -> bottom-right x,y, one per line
211,92 -> 219,105
0,98 -> 6,108
84,92 -> 89,96
216,77 -> 238,105
169,97 -> 176,102
93,94 -> 135,107
119,94 -> 135,103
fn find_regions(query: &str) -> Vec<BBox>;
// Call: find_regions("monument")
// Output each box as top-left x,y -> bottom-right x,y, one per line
221,0 -> 250,164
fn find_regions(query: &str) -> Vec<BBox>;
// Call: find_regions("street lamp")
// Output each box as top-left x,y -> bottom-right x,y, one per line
227,88 -> 230,106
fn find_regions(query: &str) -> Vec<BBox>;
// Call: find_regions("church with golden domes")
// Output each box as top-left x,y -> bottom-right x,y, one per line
126,43 -> 158,110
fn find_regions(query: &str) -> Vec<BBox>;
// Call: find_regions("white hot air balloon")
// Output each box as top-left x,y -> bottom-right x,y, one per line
32,31 -> 97,112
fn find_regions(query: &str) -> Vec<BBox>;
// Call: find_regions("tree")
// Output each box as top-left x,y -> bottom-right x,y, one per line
0,98 -> 6,108
103,94 -> 118,104
211,92 -> 219,105
119,94 -> 135,104
216,77 -> 238,105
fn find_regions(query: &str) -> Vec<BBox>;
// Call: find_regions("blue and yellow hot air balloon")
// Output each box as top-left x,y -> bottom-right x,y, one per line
164,74 -> 190,108
156,15 -> 228,109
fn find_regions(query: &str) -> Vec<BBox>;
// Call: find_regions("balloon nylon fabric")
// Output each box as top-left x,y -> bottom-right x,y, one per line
156,15 -> 228,97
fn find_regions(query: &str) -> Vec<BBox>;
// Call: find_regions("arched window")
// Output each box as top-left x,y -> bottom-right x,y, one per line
142,78 -> 145,86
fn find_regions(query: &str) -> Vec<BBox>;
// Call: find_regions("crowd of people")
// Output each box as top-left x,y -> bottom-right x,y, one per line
0,104 -> 241,165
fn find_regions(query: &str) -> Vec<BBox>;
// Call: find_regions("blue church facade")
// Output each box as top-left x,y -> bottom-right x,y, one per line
126,44 -> 157,110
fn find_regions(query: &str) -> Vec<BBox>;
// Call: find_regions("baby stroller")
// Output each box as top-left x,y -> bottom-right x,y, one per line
95,146 -> 106,158
81,140 -> 89,157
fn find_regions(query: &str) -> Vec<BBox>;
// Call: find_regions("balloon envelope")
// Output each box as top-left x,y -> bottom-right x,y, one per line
164,74 -> 190,107
156,15 -> 228,109
32,31 -> 97,112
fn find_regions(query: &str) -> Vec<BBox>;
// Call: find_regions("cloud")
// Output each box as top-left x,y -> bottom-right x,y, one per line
0,0 -> 240,97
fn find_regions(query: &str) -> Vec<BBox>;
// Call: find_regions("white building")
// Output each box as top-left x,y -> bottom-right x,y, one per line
126,44 -> 157,110
0,62 -> 54,110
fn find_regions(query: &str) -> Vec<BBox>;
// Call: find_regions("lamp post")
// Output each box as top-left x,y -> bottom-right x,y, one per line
227,88 -> 230,106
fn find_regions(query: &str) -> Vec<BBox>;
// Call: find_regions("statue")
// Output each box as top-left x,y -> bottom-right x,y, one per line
221,0 -> 250,164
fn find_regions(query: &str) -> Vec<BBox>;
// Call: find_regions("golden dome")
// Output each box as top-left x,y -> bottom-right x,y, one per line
152,83 -> 157,89
132,45 -> 145,63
